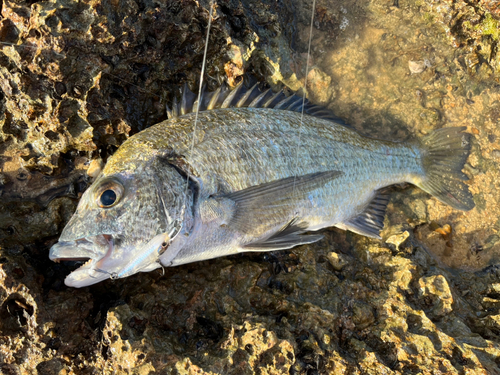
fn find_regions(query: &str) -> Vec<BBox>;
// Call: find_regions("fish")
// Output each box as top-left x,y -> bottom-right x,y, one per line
49,82 -> 475,287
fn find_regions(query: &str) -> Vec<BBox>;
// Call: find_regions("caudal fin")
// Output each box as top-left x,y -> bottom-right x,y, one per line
417,127 -> 475,211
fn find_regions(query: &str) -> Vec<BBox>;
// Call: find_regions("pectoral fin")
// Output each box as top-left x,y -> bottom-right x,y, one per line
223,170 -> 343,233
200,170 -> 342,251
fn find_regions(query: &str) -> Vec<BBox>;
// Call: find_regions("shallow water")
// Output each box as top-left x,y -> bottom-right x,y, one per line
291,0 -> 500,272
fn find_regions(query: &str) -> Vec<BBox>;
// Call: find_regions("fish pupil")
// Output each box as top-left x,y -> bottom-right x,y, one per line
100,189 -> 117,207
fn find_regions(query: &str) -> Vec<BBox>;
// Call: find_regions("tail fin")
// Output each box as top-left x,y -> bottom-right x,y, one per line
416,127 -> 475,211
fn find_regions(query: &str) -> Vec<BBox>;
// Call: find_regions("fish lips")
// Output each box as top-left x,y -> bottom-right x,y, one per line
49,235 -> 115,287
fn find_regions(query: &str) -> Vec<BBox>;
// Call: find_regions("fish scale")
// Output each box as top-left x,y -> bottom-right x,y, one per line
166,109 -> 418,193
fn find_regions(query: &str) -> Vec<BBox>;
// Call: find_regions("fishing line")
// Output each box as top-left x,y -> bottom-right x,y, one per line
293,0 -> 317,197
183,0 -> 215,210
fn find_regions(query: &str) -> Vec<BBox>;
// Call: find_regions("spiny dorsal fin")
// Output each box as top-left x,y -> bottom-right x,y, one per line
167,79 -> 349,127
236,83 -> 260,107
221,82 -> 245,108
181,82 -> 196,115
337,192 -> 390,239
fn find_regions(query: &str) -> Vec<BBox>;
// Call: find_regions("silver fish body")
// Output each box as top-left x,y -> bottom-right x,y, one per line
50,97 -> 474,287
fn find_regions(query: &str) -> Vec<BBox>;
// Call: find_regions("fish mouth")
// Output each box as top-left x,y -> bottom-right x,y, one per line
49,234 -> 115,287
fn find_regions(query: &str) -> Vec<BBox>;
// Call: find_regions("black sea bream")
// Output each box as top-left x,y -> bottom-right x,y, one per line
49,84 -> 475,287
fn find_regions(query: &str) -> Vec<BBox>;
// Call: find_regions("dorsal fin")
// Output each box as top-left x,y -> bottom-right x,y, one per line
166,80 -> 349,127
181,83 -> 196,115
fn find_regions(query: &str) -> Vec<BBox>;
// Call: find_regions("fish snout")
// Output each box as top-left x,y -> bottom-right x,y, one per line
49,235 -> 116,287
49,239 -> 97,262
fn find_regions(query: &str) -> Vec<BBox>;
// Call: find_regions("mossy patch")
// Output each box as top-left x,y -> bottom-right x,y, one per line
463,13 -> 500,41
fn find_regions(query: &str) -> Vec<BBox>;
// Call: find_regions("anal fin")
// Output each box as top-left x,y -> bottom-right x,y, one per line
338,192 -> 390,239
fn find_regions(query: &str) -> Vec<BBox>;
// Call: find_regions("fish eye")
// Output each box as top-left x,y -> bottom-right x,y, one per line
95,179 -> 124,208
100,190 -> 117,207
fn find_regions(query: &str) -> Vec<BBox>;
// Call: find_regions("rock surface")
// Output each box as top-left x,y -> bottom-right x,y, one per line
1,0 -> 500,373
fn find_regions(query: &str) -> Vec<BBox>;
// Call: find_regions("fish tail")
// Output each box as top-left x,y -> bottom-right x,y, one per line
416,126 -> 475,211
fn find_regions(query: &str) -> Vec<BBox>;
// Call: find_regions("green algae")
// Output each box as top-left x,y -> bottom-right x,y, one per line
466,13 -> 500,41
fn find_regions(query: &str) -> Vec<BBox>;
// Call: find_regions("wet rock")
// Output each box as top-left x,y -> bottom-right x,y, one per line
36,359 -> 66,375
385,231 -> 410,251
485,314 -> 500,331
224,41 -> 250,87
489,282 -> 500,294
408,60 -> 426,74
418,275 -> 453,317
305,67 -> 334,104
223,321 -> 295,373
100,305 -> 155,374
420,0 -> 500,78
326,251 -> 350,271
86,158 -> 103,178
351,301 -> 375,330
482,297 -> 500,309
484,1 -> 500,20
